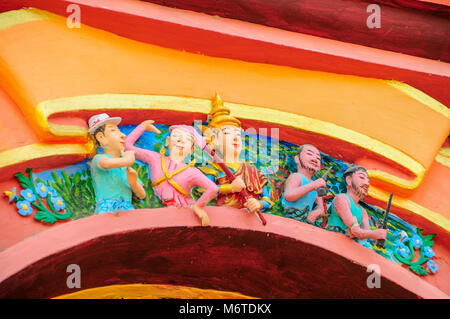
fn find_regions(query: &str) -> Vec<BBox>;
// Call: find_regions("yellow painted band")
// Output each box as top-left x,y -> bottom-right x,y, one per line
386,81 -> 450,119
0,142 -> 94,169
435,154 -> 450,168
439,147 -> 450,158
53,283 -> 257,299
435,147 -> 450,167
37,94 -> 425,191
0,9 -> 58,31
368,186 -> 450,233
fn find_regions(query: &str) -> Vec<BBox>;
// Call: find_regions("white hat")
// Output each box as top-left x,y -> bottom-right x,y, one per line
88,113 -> 122,134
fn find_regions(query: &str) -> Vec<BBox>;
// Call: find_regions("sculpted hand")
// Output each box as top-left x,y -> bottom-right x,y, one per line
122,150 -> 135,166
373,228 -> 388,240
244,197 -> 263,213
312,178 -> 327,190
231,176 -> 246,193
141,120 -> 161,134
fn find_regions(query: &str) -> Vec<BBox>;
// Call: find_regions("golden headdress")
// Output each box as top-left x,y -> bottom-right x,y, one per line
207,93 -> 241,129
201,93 -> 242,146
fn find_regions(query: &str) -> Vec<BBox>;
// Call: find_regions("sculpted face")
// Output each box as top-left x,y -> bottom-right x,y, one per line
297,145 -> 321,174
95,123 -> 126,153
348,170 -> 370,198
215,125 -> 242,161
167,128 -> 195,159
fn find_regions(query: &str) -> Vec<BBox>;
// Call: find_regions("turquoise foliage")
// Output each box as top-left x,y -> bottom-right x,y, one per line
11,124 -> 437,275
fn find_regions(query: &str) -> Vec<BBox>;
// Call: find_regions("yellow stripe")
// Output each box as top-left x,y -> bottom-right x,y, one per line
369,186 -> 450,233
439,147 -> 450,158
435,154 -> 450,168
386,81 -> 450,119
0,9 -> 58,31
37,94 -> 426,191
0,142 -> 94,169
53,283 -> 257,299
435,147 -> 450,168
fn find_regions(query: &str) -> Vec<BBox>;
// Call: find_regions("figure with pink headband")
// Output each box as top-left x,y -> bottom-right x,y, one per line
124,120 -> 219,226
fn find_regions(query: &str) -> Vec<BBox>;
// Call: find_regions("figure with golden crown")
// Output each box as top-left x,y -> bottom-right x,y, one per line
198,94 -> 275,215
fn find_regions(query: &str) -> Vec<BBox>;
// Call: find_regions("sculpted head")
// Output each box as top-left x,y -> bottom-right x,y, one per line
209,125 -> 242,161
88,113 -> 124,154
205,93 -> 242,162
343,166 -> 369,198
295,144 -> 321,174
93,123 -> 126,153
166,125 -> 205,160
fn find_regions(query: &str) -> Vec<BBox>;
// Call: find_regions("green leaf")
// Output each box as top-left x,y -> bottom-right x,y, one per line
86,178 -> 94,194
73,172 -> 81,185
55,210 -> 73,220
51,172 -> 62,185
410,264 -> 428,276
416,228 -> 423,238
14,172 -> 32,189
34,210 -> 57,224
62,170 -> 72,187
422,234 -> 436,247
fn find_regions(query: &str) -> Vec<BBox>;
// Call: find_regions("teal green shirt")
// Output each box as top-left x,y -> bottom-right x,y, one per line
90,154 -> 134,203
327,193 -> 363,231
281,173 -> 317,213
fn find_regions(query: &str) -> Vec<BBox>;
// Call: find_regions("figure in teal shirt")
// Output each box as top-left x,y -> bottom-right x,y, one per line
282,144 -> 326,225
326,165 -> 387,240
88,113 -> 146,214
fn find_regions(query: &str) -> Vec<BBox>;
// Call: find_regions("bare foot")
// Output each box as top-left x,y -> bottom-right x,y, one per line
193,204 -> 210,227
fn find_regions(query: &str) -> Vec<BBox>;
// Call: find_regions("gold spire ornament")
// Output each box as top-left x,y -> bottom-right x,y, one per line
207,93 -> 241,129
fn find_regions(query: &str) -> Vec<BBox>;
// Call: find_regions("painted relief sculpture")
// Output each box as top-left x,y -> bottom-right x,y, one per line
124,120 -> 218,226
326,166 -> 387,240
88,113 -> 146,214
198,95 -> 275,219
282,144 -> 326,226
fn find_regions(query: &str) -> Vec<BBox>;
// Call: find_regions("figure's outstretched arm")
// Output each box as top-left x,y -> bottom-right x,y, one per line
98,151 -> 135,169
127,167 -> 146,199
191,171 -> 219,207
124,122 -> 161,164
307,195 -> 325,223
334,195 -> 386,240
284,173 -> 326,202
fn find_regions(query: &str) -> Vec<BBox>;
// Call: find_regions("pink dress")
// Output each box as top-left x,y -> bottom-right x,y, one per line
124,124 -> 218,207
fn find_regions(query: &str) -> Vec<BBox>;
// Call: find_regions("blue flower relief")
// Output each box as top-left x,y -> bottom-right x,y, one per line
16,200 -> 33,216
51,196 -> 66,211
396,230 -> 409,244
423,246 -> 435,258
20,189 -> 36,202
397,243 -> 410,259
47,187 -> 58,197
411,234 -> 423,249
36,182 -> 49,198
426,260 -> 438,274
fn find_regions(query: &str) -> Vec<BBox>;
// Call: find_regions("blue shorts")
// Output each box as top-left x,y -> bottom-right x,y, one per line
95,198 -> 134,214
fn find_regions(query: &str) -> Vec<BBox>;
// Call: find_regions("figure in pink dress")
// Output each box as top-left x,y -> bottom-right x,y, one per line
124,120 -> 218,226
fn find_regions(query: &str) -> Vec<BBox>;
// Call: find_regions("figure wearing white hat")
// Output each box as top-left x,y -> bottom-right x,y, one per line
88,113 -> 146,214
